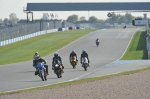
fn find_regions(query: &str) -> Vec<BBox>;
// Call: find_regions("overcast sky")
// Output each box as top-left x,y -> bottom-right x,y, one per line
0,0 -> 150,20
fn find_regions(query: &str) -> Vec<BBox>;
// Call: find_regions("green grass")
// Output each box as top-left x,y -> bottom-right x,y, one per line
0,66 -> 150,96
0,29 -> 96,65
121,31 -> 147,60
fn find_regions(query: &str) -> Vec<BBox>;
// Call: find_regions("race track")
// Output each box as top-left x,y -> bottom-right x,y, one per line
1,28 -> 149,92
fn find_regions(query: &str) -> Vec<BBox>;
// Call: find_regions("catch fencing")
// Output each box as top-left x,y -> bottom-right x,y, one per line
0,21 -> 75,46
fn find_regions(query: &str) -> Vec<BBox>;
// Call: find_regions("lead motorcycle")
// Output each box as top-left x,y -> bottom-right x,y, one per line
82,57 -> 89,71
35,62 -> 47,81
54,59 -> 63,78
38,67 -> 47,81
70,56 -> 78,69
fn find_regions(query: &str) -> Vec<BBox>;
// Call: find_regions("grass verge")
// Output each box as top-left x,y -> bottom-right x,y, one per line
0,66 -> 150,96
0,29 -> 96,65
121,31 -> 147,60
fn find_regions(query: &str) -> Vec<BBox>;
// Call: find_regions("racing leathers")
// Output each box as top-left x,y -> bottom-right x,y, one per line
33,54 -> 41,67
37,58 -> 49,75
96,38 -> 99,43
35,62 -> 47,78
80,52 -> 90,66
69,52 -> 78,64
52,56 -> 64,73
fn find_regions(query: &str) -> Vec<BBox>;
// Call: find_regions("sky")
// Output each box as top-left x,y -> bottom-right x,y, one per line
0,0 -> 150,20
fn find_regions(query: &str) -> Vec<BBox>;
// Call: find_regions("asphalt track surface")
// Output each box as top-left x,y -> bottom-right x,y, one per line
0,28 -> 150,92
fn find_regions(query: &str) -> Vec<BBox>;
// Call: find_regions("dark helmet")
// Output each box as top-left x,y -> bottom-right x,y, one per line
35,52 -> 38,55
82,50 -> 86,53
54,52 -> 58,57
72,50 -> 75,53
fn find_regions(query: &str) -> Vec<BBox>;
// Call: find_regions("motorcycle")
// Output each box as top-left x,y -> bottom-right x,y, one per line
38,67 -> 47,81
82,57 -> 89,71
70,56 -> 77,69
35,64 -> 47,81
123,25 -> 126,29
96,39 -> 99,47
35,60 -> 48,81
96,41 -> 99,47
54,60 -> 63,78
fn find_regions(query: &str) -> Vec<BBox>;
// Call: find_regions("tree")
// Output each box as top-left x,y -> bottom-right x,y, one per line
109,13 -> 119,23
3,18 -> 9,24
9,13 -> 19,24
118,15 -> 127,23
98,19 -> 105,23
0,19 -> 2,24
88,16 -> 98,23
67,14 -> 78,23
125,13 -> 134,23
79,16 -> 86,21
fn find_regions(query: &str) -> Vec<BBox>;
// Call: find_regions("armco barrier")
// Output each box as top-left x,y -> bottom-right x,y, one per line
0,27 -> 70,46
58,27 -> 69,31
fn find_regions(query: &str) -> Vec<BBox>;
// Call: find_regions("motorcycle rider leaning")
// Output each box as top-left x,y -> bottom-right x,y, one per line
96,38 -> 99,43
37,58 -> 49,75
33,52 -> 41,66
80,50 -> 90,67
35,59 -> 47,80
69,50 -> 78,65
52,52 -> 64,73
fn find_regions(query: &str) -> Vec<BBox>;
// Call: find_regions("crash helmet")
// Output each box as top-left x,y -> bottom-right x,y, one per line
82,50 -> 86,53
72,50 -> 75,53
54,52 -> 58,57
35,52 -> 39,55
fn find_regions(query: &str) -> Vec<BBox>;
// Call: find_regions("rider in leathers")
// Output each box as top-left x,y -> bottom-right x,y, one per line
96,38 -> 99,43
52,52 -> 64,73
69,50 -> 78,65
80,50 -> 90,66
33,52 -> 41,66
35,58 -> 48,79
37,58 -> 49,75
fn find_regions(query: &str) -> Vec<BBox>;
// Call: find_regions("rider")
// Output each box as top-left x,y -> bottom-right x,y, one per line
69,50 -> 78,65
80,50 -> 90,67
52,52 -> 64,73
33,52 -> 41,66
35,58 -> 47,80
96,38 -> 99,43
37,57 -> 49,75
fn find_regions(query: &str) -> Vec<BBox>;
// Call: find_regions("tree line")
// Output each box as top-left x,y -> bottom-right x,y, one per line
67,13 -> 144,23
0,12 -> 146,27
0,13 -> 19,28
